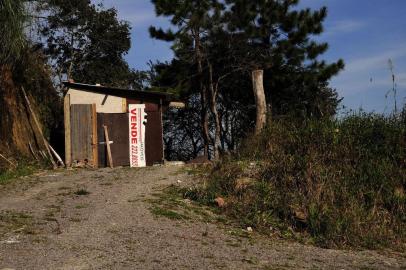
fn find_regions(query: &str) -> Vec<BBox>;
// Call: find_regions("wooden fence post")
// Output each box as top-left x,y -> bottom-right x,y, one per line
91,104 -> 98,168
64,94 -> 72,167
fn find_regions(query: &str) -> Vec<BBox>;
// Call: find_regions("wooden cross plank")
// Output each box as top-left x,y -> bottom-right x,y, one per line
103,125 -> 114,168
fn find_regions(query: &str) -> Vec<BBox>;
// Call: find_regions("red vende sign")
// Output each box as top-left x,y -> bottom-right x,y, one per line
129,104 -> 146,167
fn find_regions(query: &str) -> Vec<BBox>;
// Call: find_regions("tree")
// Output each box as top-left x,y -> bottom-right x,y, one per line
149,28 -> 255,160
224,0 -> 344,118
150,0 -> 223,159
252,70 -> 267,134
164,97 -> 205,161
150,0 -> 344,161
38,0 -> 135,88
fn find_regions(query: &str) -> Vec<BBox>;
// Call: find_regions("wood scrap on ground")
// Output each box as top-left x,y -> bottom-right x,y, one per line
21,86 -> 58,169
48,144 -> 65,167
28,142 -> 39,161
0,153 -> 17,169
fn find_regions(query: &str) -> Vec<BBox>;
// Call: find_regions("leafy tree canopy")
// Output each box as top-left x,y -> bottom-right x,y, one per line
150,0 -> 346,160
151,0 -> 344,117
37,0 -> 138,88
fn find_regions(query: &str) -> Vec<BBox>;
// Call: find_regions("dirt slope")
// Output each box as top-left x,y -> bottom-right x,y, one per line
0,166 -> 405,270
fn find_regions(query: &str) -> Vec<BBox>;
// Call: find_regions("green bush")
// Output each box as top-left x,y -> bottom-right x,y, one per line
188,113 -> 406,250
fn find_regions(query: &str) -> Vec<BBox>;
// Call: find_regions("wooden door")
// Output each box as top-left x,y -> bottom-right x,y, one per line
70,104 -> 97,166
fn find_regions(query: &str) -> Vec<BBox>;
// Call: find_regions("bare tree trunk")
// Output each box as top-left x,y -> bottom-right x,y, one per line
208,63 -> 222,160
193,30 -> 210,159
252,70 -> 267,135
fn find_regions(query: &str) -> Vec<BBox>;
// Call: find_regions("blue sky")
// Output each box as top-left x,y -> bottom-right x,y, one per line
97,0 -> 406,113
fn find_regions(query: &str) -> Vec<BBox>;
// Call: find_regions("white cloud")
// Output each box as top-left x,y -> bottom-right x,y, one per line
325,19 -> 367,36
399,75 -> 406,83
344,45 -> 406,73
331,42 -> 406,99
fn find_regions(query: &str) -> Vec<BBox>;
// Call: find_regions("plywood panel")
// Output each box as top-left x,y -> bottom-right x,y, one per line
91,104 -> 98,168
68,89 -> 126,113
97,113 -> 130,167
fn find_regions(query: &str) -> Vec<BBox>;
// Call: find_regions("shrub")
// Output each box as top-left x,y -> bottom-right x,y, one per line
188,113 -> 406,250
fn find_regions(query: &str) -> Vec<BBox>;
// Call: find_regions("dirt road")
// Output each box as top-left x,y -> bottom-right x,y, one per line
0,166 -> 405,269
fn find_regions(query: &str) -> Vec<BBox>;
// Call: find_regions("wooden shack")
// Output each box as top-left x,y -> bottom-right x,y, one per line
63,82 -> 178,168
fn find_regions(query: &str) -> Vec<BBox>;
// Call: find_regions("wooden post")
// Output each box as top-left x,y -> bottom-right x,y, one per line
64,94 -> 72,167
159,98 -> 164,163
103,125 -> 113,168
91,104 -> 98,168
21,87 -> 57,169
252,70 -> 267,135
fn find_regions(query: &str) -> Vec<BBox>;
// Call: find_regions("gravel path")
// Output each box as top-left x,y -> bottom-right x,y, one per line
0,166 -> 405,270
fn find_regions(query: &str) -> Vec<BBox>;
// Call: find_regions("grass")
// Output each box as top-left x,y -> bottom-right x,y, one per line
0,210 -> 36,236
150,206 -> 189,220
75,204 -> 89,209
74,189 -> 90,196
241,257 -> 259,265
69,217 -> 81,223
147,185 -> 218,222
0,163 -> 38,185
186,112 -> 406,250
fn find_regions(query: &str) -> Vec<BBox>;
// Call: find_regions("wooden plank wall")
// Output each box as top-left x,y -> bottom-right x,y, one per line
145,108 -> 164,166
70,104 -> 93,163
